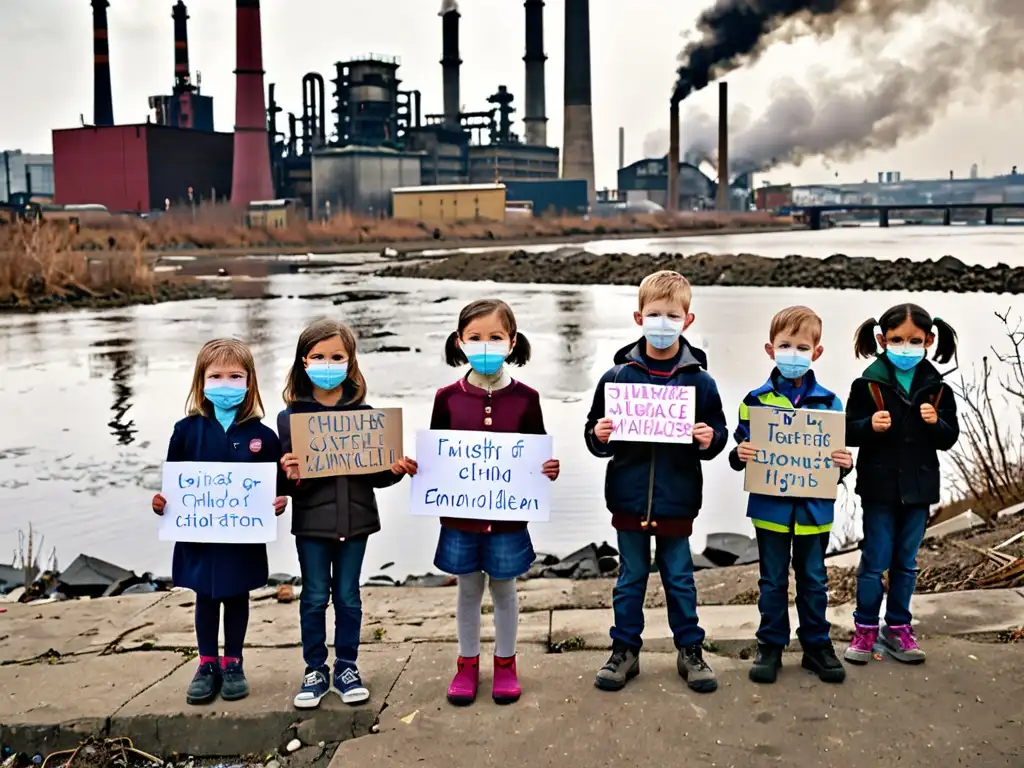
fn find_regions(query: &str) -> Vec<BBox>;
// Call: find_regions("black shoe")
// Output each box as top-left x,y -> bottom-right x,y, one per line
677,645 -> 718,693
801,643 -> 846,683
594,643 -> 640,691
186,661 -> 222,705
749,644 -> 784,684
221,660 -> 250,701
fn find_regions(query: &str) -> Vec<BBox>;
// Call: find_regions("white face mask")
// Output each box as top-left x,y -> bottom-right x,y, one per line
461,341 -> 510,375
642,316 -> 684,350
205,377 -> 247,390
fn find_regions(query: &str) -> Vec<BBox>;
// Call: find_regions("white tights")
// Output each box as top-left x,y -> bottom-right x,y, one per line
456,572 -> 518,658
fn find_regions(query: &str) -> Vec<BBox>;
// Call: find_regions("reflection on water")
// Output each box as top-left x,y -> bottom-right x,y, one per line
1,228 -> 1021,582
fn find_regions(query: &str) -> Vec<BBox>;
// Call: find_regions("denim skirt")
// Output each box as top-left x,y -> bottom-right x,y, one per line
434,527 -> 535,580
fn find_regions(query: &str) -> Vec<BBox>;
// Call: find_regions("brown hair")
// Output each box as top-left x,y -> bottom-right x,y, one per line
770,306 -> 823,344
185,338 -> 264,422
444,299 -> 531,367
638,270 -> 692,312
853,303 -> 958,364
282,318 -> 367,405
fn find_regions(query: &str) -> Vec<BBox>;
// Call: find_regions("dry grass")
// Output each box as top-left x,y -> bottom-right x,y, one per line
54,205 -> 783,253
0,220 -> 155,306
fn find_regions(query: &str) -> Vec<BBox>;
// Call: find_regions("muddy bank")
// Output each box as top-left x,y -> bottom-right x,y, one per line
378,248 -> 1024,294
0,279 -> 228,313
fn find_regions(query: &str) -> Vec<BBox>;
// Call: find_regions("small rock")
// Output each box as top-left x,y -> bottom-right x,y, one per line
265,761 -> 281,768
286,739 -> 302,753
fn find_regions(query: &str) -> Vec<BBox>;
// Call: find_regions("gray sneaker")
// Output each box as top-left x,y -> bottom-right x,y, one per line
677,644 -> 718,693
595,644 -> 640,691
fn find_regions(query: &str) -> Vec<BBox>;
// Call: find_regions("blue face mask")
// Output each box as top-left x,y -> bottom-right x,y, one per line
886,345 -> 926,371
642,315 -> 684,350
774,351 -> 813,380
204,384 -> 246,411
462,341 -> 509,376
306,362 -> 348,390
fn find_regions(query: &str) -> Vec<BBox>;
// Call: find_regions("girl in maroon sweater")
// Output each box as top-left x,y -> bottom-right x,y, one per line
394,299 -> 559,706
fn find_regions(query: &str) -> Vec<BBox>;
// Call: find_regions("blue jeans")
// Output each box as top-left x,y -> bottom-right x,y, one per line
854,503 -> 929,627
755,528 -> 830,648
611,530 -> 704,650
296,535 -> 367,670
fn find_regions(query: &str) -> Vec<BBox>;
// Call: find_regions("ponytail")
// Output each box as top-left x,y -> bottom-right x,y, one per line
931,316 -> 958,364
444,331 -> 466,367
853,318 -> 879,358
506,332 -> 532,367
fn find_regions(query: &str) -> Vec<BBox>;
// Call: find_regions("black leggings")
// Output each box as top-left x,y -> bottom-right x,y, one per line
194,593 -> 250,658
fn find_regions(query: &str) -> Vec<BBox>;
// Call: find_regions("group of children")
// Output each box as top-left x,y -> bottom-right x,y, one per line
152,268 -> 960,708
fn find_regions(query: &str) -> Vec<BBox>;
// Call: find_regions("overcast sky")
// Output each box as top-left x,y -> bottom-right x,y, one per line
2,0 -> 1021,188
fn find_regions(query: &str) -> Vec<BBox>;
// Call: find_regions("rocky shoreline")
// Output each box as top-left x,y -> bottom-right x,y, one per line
0,280 -> 229,313
378,248 -> 1024,294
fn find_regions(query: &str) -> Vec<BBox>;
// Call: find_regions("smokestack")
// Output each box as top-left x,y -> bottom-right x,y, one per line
667,98 -> 680,214
562,0 -> 595,203
523,0 -> 547,146
618,126 -> 625,169
91,0 -> 114,126
716,81 -> 729,212
440,2 -> 461,128
230,0 -> 274,205
172,1 -> 190,94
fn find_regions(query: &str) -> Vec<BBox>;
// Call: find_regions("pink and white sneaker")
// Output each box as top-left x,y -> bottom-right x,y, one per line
844,624 -> 879,665
446,656 -> 479,706
492,655 -> 522,705
880,624 -> 926,664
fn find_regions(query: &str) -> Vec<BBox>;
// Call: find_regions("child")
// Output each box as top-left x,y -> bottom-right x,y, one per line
844,304 -> 959,665
151,338 -> 287,705
584,270 -> 728,694
728,306 -> 853,684
278,318 -> 408,709
392,298 -> 560,706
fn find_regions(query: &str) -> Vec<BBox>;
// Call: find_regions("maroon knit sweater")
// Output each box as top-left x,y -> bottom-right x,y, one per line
429,375 -> 547,534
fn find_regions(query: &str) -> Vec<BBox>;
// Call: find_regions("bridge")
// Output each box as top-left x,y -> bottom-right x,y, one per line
794,203 -> 1024,230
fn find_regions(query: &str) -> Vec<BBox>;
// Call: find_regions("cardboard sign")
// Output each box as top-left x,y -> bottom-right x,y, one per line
290,408 -> 403,478
744,407 -> 846,500
605,382 -> 695,443
410,430 -> 553,522
159,461 -> 278,543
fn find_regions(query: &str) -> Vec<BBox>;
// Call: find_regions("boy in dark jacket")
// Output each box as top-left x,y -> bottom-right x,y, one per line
584,270 -> 728,694
728,306 -> 853,685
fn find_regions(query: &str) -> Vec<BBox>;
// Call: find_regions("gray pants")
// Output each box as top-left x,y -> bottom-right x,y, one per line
456,572 -> 518,658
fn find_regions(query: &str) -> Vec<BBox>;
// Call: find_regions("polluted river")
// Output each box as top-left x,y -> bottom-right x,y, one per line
0,225 -> 1020,586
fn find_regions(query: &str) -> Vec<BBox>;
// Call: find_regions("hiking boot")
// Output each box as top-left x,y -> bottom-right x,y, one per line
802,643 -> 846,683
748,644 -> 783,684
293,666 -> 330,709
880,625 -> 926,664
220,660 -> 249,701
492,655 -> 522,705
594,644 -> 639,692
844,624 -> 879,665
334,663 -> 370,705
677,645 -> 718,693
185,661 -> 221,705
447,655 -> 480,706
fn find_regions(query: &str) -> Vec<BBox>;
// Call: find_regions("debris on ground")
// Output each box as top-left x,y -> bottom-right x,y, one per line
917,515 -> 1024,593
724,566 -> 858,606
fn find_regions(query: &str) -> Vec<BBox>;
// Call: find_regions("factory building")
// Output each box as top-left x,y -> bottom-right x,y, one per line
392,183 -> 506,225
312,145 -> 421,217
617,158 -> 715,211
1,151 -> 55,203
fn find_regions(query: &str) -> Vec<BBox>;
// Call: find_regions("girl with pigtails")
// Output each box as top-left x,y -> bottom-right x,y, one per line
843,303 -> 960,667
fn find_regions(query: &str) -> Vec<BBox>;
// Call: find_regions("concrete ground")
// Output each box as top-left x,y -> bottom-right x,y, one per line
1,582 -> 1022,764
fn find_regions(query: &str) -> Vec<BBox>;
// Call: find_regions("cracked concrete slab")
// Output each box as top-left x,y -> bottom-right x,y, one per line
0,651 -> 187,755
109,646 -> 411,757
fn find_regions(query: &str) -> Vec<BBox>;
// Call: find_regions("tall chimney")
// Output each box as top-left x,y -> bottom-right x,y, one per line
440,2 -> 461,128
523,0 -> 547,146
230,0 -> 274,205
667,98 -> 680,214
91,0 -> 114,126
172,1 -> 190,94
618,126 -> 625,169
562,0 -> 595,203
716,81 -> 729,212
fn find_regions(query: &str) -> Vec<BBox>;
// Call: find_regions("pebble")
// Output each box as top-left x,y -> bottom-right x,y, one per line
286,739 -> 302,753
265,761 -> 281,768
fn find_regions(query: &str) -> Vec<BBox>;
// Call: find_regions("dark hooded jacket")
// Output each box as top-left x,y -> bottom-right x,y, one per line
846,356 -> 959,506
583,337 -> 728,526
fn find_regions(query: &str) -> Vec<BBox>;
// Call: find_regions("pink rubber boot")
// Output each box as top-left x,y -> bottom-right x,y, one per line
492,655 -> 521,705
446,656 -> 479,706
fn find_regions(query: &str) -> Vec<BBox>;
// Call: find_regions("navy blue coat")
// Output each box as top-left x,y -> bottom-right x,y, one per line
167,414 -> 283,598
584,337 -> 729,525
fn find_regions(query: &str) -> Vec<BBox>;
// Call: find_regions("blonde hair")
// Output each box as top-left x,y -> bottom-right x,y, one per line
185,339 -> 265,422
282,318 -> 367,405
770,306 -> 823,344
638,270 -> 692,312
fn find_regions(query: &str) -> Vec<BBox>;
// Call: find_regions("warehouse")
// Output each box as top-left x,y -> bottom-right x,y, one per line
311,145 -> 422,218
392,183 -> 506,225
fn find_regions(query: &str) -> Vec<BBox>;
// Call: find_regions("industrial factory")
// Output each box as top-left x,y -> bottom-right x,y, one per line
44,0 -> 600,222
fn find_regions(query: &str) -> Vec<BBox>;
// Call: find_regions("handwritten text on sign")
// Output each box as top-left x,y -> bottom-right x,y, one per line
159,461 -> 278,543
744,408 -> 846,500
605,383 -> 695,443
409,430 -> 553,522
291,408 -> 403,478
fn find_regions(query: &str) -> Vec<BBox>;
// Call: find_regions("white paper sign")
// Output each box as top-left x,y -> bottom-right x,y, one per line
410,430 -> 553,522
159,461 -> 278,543
605,382 -> 695,443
